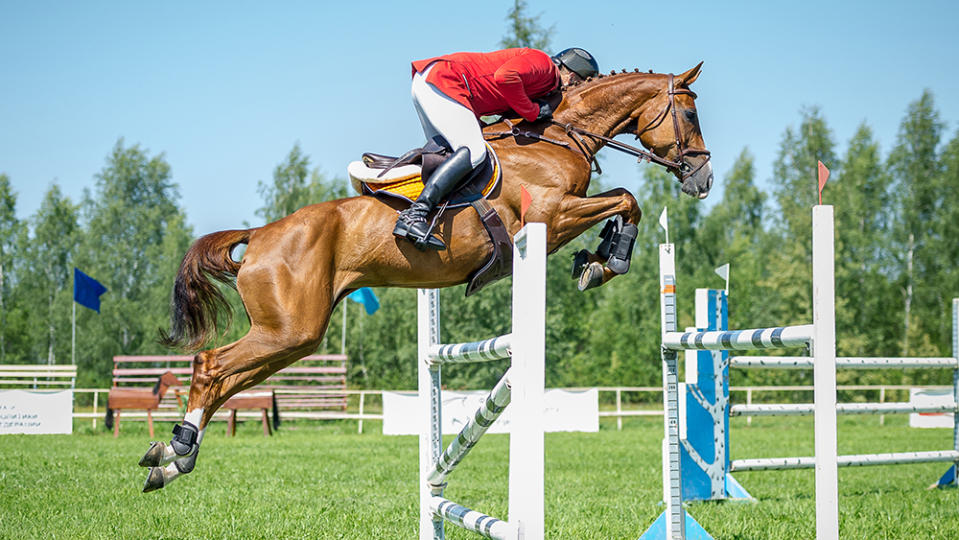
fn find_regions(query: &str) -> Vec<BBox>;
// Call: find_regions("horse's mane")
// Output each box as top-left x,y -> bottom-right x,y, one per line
562,68 -> 658,97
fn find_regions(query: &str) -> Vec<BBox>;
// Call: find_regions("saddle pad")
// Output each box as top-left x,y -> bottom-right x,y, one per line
351,143 -> 501,207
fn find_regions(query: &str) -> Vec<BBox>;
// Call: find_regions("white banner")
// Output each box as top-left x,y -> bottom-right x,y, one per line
0,390 -> 73,435
909,388 -> 954,428
383,388 -> 599,435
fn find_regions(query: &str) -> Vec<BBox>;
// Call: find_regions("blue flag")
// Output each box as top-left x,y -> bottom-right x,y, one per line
348,287 -> 380,315
73,268 -> 107,313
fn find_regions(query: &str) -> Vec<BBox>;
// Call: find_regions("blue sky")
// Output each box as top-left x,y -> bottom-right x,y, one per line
2,1 -> 957,235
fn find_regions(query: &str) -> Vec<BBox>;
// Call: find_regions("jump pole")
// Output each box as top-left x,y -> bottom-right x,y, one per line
417,223 -> 546,540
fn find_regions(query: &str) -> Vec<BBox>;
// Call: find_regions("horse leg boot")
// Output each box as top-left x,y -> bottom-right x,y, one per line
140,407 -> 206,493
393,146 -> 473,250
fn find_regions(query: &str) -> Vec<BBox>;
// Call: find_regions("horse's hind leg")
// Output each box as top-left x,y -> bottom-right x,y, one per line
140,324 -> 326,492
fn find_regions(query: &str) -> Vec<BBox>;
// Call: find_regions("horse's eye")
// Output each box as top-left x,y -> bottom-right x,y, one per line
684,110 -> 697,122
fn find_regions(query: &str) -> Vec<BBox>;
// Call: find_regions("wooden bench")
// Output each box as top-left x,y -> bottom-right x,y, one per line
0,364 -> 77,389
106,371 -> 180,438
110,354 -> 347,434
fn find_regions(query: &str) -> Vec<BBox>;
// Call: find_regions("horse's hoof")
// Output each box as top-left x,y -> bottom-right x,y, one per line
142,467 -> 165,493
577,262 -> 604,291
138,441 -> 164,467
571,249 -> 590,279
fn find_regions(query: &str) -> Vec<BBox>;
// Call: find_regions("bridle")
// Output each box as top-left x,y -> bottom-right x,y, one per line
485,73 -> 711,181
633,74 -> 712,180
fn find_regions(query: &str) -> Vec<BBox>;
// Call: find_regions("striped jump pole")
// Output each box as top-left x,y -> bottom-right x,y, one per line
417,223 -> 546,540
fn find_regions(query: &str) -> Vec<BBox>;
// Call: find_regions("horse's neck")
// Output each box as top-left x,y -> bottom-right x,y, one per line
558,73 -> 661,153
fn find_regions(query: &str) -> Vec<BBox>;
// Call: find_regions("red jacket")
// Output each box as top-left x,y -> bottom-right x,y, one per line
412,48 -> 559,122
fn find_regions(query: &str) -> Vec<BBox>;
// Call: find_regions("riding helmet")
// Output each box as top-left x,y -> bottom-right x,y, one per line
552,48 -> 599,79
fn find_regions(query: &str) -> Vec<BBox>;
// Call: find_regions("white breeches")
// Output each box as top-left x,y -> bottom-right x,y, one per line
411,68 -> 487,168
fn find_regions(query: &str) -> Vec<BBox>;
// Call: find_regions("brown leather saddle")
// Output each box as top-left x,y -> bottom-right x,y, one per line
360,142 -> 513,296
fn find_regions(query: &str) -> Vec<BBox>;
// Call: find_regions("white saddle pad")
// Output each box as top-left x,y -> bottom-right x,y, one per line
348,161 -> 422,194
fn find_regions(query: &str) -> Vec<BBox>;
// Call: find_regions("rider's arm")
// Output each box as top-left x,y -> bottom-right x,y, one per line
493,51 -> 557,122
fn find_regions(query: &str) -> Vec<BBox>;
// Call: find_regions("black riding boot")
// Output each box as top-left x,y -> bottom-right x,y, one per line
393,147 -> 474,250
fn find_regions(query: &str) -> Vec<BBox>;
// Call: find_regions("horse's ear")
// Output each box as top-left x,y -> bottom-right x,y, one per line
677,62 -> 704,87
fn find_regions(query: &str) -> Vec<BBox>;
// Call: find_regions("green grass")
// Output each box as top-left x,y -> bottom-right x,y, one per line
0,416 -> 957,539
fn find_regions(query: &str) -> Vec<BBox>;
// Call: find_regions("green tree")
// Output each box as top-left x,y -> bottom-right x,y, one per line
764,107 -> 838,330
78,140 -> 193,386
887,90 -> 946,356
697,149 -> 772,332
256,143 -> 349,224
832,124 -> 898,357
937,131 -> 959,312
0,174 -> 21,362
19,185 -> 79,365
500,0 -> 553,52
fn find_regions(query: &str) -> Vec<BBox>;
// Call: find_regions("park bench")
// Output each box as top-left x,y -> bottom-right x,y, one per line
109,354 -> 347,435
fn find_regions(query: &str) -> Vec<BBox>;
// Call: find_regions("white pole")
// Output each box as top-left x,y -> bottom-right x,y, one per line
72,302 -> 76,365
812,205 -> 839,540
341,300 -> 347,355
418,288 -> 443,540
508,223 -> 546,540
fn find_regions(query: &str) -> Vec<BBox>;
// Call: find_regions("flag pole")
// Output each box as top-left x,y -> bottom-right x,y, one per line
341,300 -> 347,355
71,301 -> 76,365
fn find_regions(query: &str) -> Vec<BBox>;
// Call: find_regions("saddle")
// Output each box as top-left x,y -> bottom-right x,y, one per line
347,143 -> 512,296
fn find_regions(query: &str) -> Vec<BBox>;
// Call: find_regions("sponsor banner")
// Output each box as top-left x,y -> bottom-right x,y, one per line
0,390 -> 73,435
909,388 -> 954,428
383,388 -> 598,435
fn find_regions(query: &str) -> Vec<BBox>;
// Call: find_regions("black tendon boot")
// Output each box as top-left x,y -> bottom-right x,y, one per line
606,223 -> 638,275
393,147 -> 473,250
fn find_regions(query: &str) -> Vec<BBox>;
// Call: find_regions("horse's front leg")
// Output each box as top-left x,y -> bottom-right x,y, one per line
554,188 -> 642,290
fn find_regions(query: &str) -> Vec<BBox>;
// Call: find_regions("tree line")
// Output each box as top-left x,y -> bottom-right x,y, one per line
1,91 -> 957,395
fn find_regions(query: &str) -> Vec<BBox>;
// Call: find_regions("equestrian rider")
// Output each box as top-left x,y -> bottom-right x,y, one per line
393,47 -> 600,250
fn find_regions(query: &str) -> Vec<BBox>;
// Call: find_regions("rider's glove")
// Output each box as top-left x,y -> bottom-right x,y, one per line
535,100 -> 553,122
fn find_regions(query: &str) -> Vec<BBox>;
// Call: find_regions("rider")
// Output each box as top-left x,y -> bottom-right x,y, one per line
393,47 -> 600,250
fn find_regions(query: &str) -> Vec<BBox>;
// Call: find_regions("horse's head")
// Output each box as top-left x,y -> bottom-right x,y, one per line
632,63 -> 713,198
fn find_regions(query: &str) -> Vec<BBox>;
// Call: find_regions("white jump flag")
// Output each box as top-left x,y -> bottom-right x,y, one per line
659,207 -> 669,245
715,263 -> 729,294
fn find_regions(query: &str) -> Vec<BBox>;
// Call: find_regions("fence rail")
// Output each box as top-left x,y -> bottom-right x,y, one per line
67,384 -> 956,432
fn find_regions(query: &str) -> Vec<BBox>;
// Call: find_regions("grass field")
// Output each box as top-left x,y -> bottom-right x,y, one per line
1,415 -> 957,539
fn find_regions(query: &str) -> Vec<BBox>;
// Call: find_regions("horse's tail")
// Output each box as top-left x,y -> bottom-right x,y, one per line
104,407 -> 114,430
158,229 -> 252,352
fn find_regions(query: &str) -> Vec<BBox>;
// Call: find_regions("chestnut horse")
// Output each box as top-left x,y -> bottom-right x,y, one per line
139,63 -> 713,492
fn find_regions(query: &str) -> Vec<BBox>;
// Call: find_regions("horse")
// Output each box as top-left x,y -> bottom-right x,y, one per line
138,62 -> 713,492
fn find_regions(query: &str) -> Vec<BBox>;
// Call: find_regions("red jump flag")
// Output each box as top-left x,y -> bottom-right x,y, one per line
520,185 -> 532,226
817,161 -> 830,205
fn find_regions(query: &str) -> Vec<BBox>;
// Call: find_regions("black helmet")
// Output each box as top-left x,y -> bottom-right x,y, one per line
552,48 -> 599,79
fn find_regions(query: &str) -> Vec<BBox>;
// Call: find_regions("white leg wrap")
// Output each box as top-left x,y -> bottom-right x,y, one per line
184,408 -> 204,427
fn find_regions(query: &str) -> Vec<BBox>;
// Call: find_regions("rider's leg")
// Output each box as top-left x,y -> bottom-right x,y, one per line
395,71 -> 487,250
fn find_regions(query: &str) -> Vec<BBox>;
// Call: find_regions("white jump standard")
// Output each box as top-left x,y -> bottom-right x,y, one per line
418,223 -> 546,540
641,205 -> 838,540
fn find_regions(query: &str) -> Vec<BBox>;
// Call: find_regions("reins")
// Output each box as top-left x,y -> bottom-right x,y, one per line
483,73 -> 711,180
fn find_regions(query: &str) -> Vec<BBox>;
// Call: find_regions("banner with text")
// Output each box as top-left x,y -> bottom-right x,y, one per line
909,387 -> 954,428
0,390 -> 73,435
382,388 -> 599,435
